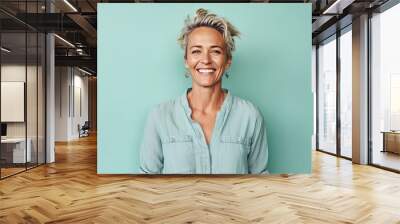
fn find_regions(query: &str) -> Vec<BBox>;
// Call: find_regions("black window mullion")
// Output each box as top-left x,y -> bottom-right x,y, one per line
44,31 -> 47,164
367,11 -> 373,165
336,29 -> 341,157
24,0 -> 28,171
36,0 -> 39,167
316,45 -> 319,151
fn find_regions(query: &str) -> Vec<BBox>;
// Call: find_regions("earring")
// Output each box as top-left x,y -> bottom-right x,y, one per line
184,70 -> 190,78
225,72 -> 230,79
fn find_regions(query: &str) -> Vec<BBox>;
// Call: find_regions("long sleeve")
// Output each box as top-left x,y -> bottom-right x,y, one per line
139,109 -> 163,174
248,114 -> 269,174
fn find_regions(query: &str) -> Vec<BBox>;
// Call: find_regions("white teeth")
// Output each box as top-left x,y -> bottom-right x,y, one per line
198,69 -> 215,73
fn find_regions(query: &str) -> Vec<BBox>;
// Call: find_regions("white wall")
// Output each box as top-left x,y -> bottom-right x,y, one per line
55,67 -> 89,141
55,66 -> 70,141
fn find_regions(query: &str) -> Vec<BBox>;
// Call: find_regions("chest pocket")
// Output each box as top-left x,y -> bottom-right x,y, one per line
220,136 -> 251,155
161,135 -> 195,174
161,135 -> 192,144
220,136 -> 252,146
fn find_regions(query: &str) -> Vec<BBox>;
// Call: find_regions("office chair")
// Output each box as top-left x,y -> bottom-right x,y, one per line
79,121 -> 90,138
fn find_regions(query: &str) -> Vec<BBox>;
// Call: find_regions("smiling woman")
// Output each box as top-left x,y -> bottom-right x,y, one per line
185,26 -> 229,89
139,8 -> 268,174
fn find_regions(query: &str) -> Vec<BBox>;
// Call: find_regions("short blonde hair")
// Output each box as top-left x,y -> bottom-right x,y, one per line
178,8 -> 240,59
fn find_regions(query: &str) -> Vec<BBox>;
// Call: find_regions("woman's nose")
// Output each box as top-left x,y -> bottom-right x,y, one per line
200,52 -> 212,64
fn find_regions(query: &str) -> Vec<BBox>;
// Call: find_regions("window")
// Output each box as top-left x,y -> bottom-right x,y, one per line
317,36 -> 337,154
371,3 -> 400,171
339,28 -> 352,158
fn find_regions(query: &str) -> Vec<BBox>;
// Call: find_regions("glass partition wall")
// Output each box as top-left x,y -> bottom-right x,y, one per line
0,2 -> 46,179
0,31 -> 27,177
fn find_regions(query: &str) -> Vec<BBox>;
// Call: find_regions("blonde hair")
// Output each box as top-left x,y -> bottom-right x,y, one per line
178,8 -> 240,59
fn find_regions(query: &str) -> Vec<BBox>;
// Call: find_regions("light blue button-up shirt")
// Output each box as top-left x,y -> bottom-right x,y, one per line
140,89 -> 268,174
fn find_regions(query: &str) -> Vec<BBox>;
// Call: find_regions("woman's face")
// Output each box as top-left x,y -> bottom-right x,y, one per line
185,26 -> 231,88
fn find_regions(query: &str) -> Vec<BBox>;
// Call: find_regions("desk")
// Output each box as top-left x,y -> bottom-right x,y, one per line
382,131 -> 400,154
1,138 -> 31,163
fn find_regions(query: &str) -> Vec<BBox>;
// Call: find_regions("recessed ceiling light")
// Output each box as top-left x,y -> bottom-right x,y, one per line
323,0 -> 354,15
63,0 -> 78,12
78,67 -> 93,76
1,47 -> 11,53
54,34 -> 75,48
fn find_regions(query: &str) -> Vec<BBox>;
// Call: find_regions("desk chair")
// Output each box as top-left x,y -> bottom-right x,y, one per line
79,121 -> 90,138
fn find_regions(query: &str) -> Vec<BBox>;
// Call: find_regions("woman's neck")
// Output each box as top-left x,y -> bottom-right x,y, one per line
188,84 -> 226,114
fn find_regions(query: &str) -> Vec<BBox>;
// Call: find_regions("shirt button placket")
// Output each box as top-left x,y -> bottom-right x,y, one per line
203,144 -> 210,174
194,124 -> 211,174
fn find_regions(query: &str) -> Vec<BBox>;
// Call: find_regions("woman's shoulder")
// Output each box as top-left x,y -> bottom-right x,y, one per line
147,97 -> 181,118
231,95 -> 263,119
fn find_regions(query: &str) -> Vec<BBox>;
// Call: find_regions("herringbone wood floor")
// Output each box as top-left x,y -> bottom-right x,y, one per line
1,134 -> 400,224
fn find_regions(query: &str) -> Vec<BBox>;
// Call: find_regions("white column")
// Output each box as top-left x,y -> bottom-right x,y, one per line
46,33 -> 55,163
352,14 -> 369,164
46,1 -> 55,163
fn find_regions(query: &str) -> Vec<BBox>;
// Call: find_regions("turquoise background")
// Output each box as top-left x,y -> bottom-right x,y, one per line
98,3 -> 312,174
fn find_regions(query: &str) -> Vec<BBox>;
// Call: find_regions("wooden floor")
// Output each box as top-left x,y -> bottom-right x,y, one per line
1,135 -> 400,223
0,167 -> 26,178
1,163 -> 45,178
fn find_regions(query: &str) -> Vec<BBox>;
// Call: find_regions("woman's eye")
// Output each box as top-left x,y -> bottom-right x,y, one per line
212,50 -> 221,54
192,50 -> 201,54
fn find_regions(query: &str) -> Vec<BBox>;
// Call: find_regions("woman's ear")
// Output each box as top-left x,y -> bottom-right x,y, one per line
225,58 -> 232,70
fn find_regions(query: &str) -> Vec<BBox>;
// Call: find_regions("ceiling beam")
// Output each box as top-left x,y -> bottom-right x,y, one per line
322,0 -> 356,14
67,13 -> 97,46
55,55 -> 96,69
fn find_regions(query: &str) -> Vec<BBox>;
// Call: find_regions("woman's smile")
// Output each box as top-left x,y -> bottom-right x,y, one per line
196,68 -> 216,75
